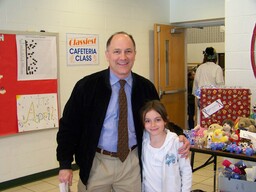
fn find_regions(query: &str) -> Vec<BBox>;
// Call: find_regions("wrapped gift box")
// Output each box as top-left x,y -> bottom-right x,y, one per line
200,88 -> 251,128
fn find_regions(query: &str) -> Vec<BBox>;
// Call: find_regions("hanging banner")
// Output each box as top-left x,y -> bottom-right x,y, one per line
66,33 -> 99,66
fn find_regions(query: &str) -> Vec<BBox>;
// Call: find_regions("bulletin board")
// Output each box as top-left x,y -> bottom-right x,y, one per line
0,30 -> 59,137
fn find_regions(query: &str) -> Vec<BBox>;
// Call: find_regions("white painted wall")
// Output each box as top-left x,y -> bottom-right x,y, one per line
170,0 -> 225,23
0,0 -> 171,182
187,43 -> 225,64
225,0 -> 256,105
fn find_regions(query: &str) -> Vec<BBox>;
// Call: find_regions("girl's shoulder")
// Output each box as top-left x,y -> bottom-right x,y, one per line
165,130 -> 180,148
166,129 -> 179,139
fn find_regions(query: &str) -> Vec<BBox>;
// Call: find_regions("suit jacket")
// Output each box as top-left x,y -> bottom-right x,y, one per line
57,68 -> 182,185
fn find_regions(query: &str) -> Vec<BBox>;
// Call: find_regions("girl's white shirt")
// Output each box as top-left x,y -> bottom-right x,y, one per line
142,129 -> 192,192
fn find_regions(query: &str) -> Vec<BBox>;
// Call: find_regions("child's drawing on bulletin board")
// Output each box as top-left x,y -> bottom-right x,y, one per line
17,93 -> 58,132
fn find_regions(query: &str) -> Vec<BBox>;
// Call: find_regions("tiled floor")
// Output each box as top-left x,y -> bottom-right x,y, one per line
1,153 -> 222,192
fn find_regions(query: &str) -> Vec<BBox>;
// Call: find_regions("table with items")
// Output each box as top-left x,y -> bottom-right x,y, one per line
190,146 -> 256,192
189,87 -> 256,191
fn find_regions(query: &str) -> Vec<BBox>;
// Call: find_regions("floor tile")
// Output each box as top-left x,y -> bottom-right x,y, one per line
42,176 -> 59,186
1,187 -> 33,192
192,183 -> 214,192
193,173 -> 211,183
193,168 -> 215,177
200,177 -> 216,186
2,155 -> 219,192
22,181 -> 56,192
46,188 -> 59,192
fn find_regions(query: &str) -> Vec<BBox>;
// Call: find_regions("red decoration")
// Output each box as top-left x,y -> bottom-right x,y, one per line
200,88 -> 251,128
251,23 -> 256,78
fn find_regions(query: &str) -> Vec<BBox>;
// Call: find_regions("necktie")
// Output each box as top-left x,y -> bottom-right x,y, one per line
117,80 -> 129,162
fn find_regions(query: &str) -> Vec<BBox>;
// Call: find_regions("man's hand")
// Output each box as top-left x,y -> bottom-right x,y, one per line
178,135 -> 190,158
58,169 -> 73,186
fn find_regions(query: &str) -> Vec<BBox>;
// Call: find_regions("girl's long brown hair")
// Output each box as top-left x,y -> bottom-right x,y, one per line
140,100 -> 174,132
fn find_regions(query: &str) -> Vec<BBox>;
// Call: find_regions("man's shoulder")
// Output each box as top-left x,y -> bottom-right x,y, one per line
74,69 -> 109,90
79,69 -> 108,82
132,72 -> 154,85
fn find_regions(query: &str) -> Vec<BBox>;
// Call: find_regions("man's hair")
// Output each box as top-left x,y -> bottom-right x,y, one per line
106,31 -> 136,50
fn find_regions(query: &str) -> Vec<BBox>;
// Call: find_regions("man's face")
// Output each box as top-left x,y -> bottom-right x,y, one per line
105,34 -> 136,79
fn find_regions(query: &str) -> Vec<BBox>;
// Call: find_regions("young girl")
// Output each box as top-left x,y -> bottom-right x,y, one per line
141,100 -> 192,192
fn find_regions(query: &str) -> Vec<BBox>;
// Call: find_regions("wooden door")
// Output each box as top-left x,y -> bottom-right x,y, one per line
154,24 -> 186,129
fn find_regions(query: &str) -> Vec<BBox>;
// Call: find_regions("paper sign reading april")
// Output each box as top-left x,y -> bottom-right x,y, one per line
16,93 -> 59,132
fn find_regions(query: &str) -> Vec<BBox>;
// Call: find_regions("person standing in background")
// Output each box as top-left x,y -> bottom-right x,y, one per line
192,47 -> 225,125
192,47 -> 224,95
187,70 -> 196,129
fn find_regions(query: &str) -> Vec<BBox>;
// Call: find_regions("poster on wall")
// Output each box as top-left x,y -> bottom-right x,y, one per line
66,33 -> 99,66
16,35 -> 57,80
17,93 -> 59,132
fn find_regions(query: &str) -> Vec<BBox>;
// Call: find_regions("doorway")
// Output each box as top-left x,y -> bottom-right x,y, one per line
153,24 -> 186,129
186,26 -> 225,127
154,25 -> 225,129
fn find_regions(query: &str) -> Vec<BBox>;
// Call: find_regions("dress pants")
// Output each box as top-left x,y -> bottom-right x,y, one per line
78,148 -> 141,192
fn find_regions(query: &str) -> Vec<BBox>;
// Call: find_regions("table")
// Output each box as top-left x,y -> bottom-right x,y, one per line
190,146 -> 256,191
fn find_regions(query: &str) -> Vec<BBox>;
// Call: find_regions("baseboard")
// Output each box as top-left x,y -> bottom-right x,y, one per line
0,164 -> 79,191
